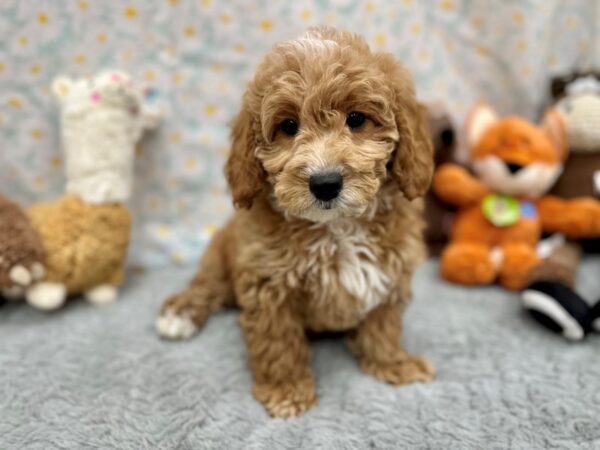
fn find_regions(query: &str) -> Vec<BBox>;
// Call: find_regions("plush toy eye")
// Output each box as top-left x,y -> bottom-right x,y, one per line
346,111 -> 366,130
280,119 -> 299,137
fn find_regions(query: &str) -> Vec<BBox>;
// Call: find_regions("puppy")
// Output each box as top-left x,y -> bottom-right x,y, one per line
157,27 -> 435,418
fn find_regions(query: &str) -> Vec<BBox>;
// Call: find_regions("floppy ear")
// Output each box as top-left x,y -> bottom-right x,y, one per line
52,76 -> 73,102
465,102 -> 499,149
391,97 -> 435,200
541,107 -> 568,161
225,101 -> 265,208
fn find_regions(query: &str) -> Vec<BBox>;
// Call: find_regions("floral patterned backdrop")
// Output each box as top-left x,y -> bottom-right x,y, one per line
0,0 -> 597,268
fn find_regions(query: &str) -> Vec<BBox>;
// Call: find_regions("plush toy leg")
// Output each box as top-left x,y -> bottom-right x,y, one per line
1,262 -> 46,301
590,300 -> 600,333
498,243 -> 540,290
522,281 -> 592,341
2,285 -> 25,301
440,242 -> 497,285
26,282 -> 67,310
85,284 -> 118,305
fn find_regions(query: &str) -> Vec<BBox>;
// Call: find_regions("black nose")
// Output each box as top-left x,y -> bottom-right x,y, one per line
309,172 -> 343,202
506,163 -> 523,174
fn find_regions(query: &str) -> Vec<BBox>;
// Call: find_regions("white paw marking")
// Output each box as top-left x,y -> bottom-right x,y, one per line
9,265 -> 31,286
26,282 -> 67,311
490,247 -> 504,269
156,311 -> 198,340
31,262 -> 46,281
85,285 -> 118,305
2,285 -> 24,301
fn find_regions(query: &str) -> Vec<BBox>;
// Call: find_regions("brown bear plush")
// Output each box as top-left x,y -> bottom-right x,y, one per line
423,102 -> 457,255
522,71 -> 600,340
0,194 -> 45,301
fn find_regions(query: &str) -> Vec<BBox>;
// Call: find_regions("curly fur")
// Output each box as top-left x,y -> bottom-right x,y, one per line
157,27 -> 435,418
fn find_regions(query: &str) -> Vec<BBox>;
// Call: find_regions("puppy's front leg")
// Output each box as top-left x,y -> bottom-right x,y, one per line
347,303 -> 435,385
239,289 -> 317,418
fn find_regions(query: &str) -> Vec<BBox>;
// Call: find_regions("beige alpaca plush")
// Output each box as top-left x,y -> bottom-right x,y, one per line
24,70 -> 162,310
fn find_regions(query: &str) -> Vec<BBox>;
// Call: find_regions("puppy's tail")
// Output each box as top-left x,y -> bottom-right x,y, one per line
156,229 -> 233,340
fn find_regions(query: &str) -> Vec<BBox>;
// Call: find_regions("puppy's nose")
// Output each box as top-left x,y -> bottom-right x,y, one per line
506,163 -> 523,174
309,172 -> 343,201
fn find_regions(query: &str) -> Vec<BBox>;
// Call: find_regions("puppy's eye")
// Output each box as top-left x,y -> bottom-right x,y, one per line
346,111 -> 366,130
279,119 -> 299,137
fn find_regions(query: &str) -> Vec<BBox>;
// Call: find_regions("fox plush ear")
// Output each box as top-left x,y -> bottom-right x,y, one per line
224,101 -> 265,208
541,107 -> 568,161
51,76 -> 73,102
465,103 -> 499,148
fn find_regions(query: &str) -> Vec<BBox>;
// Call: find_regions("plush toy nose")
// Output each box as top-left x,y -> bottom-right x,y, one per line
506,163 -> 523,174
309,172 -> 343,201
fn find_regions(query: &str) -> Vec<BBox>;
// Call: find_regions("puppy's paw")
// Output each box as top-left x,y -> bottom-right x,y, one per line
253,379 -> 318,418
26,282 -> 67,311
156,310 -> 199,340
360,355 -> 435,386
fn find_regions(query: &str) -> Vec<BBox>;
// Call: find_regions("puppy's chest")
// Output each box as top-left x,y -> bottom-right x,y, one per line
290,220 -> 393,328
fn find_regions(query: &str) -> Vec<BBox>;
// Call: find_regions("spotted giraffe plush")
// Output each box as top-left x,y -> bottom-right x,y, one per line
23,70 -> 162,310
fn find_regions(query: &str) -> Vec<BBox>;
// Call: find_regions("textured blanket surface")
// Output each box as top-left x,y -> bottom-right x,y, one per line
1,259 -> 599,450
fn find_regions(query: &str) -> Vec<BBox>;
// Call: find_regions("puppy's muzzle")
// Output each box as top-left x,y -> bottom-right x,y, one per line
309,171 -> 343,202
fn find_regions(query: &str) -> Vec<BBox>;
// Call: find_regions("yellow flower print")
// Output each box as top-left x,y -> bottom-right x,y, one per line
410,22 -> 422,36
17,35 -> 29,47
440,0 -> 454,11
364,2 -> 376,13
513,11 -> 524,24
157,226 -> 172,238
51,156 -> 63,168
30,128 -> 44,140
8,96 -> 23,109
185,158 -> 198,171
374,33 -> 387,47
183,26 -> 197,38
204,104 -> 218,116
170,252 -> 185,265
30,64 -> 42,76
124,6 -> 138,20
37,12 -> 50,25
259,19 -> 273,32
299,9 -> 312,21
73,53 -> 87,65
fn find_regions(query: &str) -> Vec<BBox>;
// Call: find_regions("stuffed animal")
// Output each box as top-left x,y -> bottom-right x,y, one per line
0,194 -> 45,301
423,102 -> 458,255
22,70 -> 162,310
522,72 -> 600,340
433,103 -> 600,291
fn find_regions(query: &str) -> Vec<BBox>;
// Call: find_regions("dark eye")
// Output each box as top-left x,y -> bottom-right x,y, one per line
346,111 -> 366,130
279,119 -> 299,137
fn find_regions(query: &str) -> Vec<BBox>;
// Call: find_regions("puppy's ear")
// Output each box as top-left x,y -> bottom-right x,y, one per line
225,102 -> 265,208
388,72 -> 434,200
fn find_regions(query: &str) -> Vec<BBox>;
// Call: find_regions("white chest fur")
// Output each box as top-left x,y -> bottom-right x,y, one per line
304,219 -> 391,313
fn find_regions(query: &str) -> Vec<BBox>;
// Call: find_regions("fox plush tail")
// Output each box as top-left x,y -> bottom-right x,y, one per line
156,229 -> 233,339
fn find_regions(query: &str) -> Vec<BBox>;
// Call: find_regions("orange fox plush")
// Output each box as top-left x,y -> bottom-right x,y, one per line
433,103 -> 600,290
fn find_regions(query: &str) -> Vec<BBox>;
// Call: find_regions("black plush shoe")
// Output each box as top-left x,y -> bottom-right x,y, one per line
522,281 -> 593,341
590,299 -> 600,333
